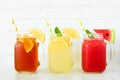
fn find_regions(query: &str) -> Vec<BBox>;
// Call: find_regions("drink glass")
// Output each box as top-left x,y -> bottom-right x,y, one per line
14,33 -> 43,72
82,33 -> 107,72
48,36 -> 73,73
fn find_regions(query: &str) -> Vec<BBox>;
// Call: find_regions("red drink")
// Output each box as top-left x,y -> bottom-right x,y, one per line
14,37 -> 40,72
82,36 -> 106,72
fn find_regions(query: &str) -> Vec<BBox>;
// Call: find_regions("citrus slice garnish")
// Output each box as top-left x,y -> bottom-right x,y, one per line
61,28 -> 80,40
50,36 -> 71,47
53,40 -> 68,47
28,28 -> 45,43
23,38 -> 34,53
49,38 -> 69,48
17,34 -> 34,53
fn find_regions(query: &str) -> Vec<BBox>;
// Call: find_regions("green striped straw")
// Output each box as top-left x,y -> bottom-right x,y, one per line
77,18 -> 86,32
78,18 -> 94,38
44,18 -> 54,36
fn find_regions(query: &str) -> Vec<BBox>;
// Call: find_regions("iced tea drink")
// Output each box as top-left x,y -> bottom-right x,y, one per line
14,35 -> 40,72
82,34 -> 106,72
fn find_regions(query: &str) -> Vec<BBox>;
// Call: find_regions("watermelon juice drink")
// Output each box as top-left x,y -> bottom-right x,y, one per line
82,34 -> 106,72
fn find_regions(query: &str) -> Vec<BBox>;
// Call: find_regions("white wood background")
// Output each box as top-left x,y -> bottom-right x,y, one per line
0,0 -> 120,56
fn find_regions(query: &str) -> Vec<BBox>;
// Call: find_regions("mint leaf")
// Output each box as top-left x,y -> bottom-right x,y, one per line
85,29 -> 92,34
78,18 -> 94,38
55,27 -> 62,36
88,33 -> 94,38
85,29 -> 94,38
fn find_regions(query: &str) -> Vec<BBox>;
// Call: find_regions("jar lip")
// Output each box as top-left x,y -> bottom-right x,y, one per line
50,35 -> 71,43
50,35 -> 70,39
84,38 -> 104,40
84,33 -> 104,39
16,32 -> 35,38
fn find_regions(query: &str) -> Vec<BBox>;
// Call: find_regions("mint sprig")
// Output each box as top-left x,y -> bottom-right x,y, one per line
85,29 -> 94,38
55,27 -> 62,36
85,29 -> 91,34
78,18 -> 94,38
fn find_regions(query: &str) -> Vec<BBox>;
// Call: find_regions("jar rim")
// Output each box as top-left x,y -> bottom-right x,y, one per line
84,33 -> 103,39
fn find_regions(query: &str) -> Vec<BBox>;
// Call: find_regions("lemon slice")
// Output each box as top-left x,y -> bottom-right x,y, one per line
49,38 -> 69,48
50,36 -> 71,47
53,40 -> 68,47
61,28 -> 80,40
28,28 -> 45,43
23,38 -> 34,53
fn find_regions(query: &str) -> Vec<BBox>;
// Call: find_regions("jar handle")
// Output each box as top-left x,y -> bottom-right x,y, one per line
110,44 -> 112,62
107,42 -> 112,65
38,41 -> 45,63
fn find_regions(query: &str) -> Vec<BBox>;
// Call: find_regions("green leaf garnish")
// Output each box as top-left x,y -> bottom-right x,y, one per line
88,33 -> 94,38
55,27 -> 62,36
78,18 -> 94,38
85,29 -> 94,38
85,29 -> 92,34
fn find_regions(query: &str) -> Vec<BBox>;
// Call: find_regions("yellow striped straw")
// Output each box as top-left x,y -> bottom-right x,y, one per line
12,19 -> 20,37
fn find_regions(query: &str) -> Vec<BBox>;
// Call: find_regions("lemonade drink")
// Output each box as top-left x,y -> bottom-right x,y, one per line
14,36 -> 40,72
82,34 -> 106,72
48,36 -> 73,73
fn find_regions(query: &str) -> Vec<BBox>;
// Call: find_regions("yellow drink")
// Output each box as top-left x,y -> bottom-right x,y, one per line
48,36 -> 72,73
